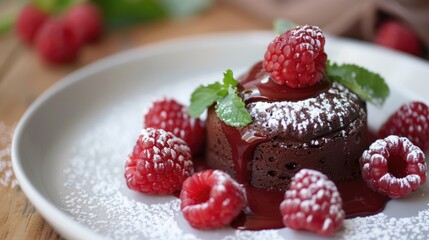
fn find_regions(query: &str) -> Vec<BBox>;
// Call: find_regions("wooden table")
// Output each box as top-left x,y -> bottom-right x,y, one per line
0,2 -> 270,239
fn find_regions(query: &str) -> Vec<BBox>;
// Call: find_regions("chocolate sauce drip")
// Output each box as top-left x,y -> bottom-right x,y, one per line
220,119 -> 389,230
238,62 -> 331,104
220,123 -> 269,184
214,63 -> 390,230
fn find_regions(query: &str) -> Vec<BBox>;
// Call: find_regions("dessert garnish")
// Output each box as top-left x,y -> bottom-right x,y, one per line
123,23 -> 428,237
378,101 -> 429,152
360,135 -> 427,198
263,25 -> 327,88
189,25 -> 389,127
180,169 -> 245,229
188,70 -> 252,127
124,128 -> 194,194
280,169 -> 345,236
272,21 -> 389,106
144,97 -> 205,155
327,62 -> 389,107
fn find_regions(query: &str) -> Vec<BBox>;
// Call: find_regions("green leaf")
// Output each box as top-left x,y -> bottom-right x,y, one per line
0,14 -> 14,35
222,69 -> 238,87
327,62 -> 389,107
188,82 -> 223,117
273,19 -> 297,35
188,69 -> 252,127
32,0 -> 85,13
188,69 -> 238,117
215,87 -> 252,128
92,0 -> 167,28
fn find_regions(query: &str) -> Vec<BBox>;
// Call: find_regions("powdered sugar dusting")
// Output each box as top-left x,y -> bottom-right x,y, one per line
53,79 -> 429,240
339,211 -> 429,240
60,104 -> 196,240
0,122 -> 18,188
248,82 -> 363,141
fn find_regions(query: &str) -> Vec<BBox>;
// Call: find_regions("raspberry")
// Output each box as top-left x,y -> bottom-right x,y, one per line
180,170 -> 245,229
374,20 -> 422,56
15,4 -> 49,44
280,169 -> 344,236
125,128 -> 194,194
35,19 -> 80,64
263,25 -> 327,88
360,135 -> 427,198
64,3 -> 103,45
378,101 -> 429,152
144,98 -> 206,155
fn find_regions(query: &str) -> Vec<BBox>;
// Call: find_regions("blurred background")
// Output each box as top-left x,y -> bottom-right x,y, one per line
1,0 -> 428,125
0,0 -> 428,239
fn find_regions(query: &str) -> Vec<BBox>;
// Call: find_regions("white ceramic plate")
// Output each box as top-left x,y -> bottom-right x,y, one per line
12,31 -> 429,240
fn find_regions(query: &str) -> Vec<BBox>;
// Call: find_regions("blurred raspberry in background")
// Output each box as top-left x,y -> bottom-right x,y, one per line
2,0 -> 213,64
2,0 -> 428,64
374,20 -> 422,57
225,0 -> 429,59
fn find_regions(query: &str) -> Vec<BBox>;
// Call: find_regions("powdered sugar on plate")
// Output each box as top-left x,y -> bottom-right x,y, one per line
56,79 -> 429,240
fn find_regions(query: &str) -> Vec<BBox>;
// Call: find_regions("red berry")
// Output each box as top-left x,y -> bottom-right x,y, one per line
180,170 -> 245,229
15,4 -> 49,44
64,3 -> 103,45
263,25 -> 327,88
378,101 -> 429,152
280,169 -> 344,236
144,98 -> 206,155
360,135 -> 427,198
374,20 -> 422,56
125,128 -> 194,194
35,19 -> 80,64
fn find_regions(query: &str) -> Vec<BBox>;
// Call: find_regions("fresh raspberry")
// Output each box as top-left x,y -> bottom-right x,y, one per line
280,169 -> 345,236
180,169 -> 245,229
15,4 -> 49,44
378,101 -> 429,152
374,20 -> 422,56
263,25 -> 327,88
144,98 -> 206,155
125,128 -> 194,194
64,3 -> 103,45
35,19 -> 80,64
360,135 -> 427,198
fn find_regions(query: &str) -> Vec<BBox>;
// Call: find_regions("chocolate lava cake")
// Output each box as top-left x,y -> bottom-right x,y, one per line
205,62 -> 368,191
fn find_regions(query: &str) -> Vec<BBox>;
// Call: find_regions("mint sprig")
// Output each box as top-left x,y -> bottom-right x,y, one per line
188,70 -> 252,127
327,62 -> 389,107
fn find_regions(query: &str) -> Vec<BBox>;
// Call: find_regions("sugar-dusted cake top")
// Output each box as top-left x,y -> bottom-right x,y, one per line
245,81 -> 366,142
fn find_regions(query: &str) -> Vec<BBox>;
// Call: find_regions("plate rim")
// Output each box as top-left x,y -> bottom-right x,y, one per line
11,30 -> 429,239
11,30 -> 276,240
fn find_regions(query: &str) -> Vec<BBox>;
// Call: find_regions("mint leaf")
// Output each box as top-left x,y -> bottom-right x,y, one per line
188,82 -> 223,117
273,19 -> 297,35
327,62 -> 389,107
215,87 -> 252,128
223,69 -> 238,87
188,69 -> 252,127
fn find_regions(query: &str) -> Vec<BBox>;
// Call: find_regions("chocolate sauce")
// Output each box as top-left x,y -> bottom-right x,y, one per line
238,62 -> 331,104
338,178 -> 390,218
215,66 -> 390,230
230,178 -> 389,230
220,120 -> 390,230
220,123 -> 269,183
